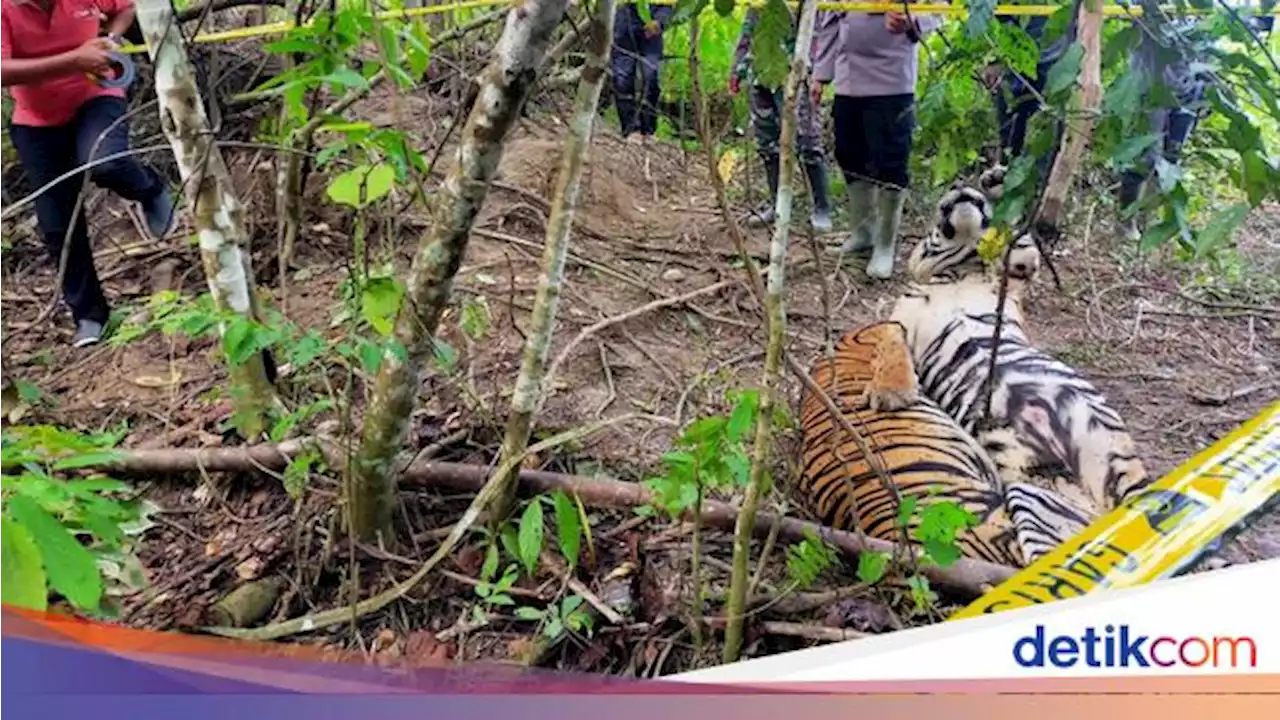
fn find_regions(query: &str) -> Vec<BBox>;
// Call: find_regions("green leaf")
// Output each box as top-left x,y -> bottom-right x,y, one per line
460,296 -> 492,341
751,0 -> 791,91
906,574 -> 937,610
964,0 -> 996,40
1195,203 -> 1250,257
326,163 -> 397,209
487,593 -> 515,606
857,550 -> 889,585
682,417 -> 727,445
517,501 -> 544,576
671,0 -> 709,26
324,67 -> 370,91
51,450 -> 123,471
358,340 -> 383,375
481,541 -> 500,581
714,0 -> 736,17
1044,43 -> 1084,97
500,526 -> 521,565
895,495 -> 918,529
552,490 -> 581,569
726,390 -> 758,442
287,331 -> 327,369
7,495 -> 101,610
1,516 -> 48,611
1110,133 -> 1160,168
515,606 -> 544,621
360,276 -> 404,337
1242,151 -> 1272,206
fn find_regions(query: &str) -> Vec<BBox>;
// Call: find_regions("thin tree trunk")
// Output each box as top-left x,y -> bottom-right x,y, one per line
1034,0 -> 1103,240
721,0 -> 817,665
489,0 -> 618,525
135,0 -> 275,438
348,0 -> 571,544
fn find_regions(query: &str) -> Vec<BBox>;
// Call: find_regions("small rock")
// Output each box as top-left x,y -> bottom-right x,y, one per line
235,557 -> 264,581
661,268 -> 686,283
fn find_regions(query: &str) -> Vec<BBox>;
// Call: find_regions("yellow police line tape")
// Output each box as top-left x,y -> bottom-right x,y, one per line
116,1 -> 1279,54
950,399 -> 1280,621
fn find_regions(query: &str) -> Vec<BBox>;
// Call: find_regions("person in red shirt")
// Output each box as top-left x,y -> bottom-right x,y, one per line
2,0 -> 174,347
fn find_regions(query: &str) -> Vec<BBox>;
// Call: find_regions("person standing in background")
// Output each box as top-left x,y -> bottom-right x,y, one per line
729,3 -> 833,231
1116,12 -> 1210,242
1,0 -> 175,348
813,6 -> 941,280
612,1 -> 672,144
985,9 -> 1078,163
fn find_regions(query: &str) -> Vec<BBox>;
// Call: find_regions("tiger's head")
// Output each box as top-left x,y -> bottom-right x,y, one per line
905,185 -> 993,283
937,185 -> 992,243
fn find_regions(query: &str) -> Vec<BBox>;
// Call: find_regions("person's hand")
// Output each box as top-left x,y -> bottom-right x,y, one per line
69,38 -> 115,75
810,80 -> 824,105
729,74 -> 741,96
643,20 -> 660,39
885,12 -> 912,35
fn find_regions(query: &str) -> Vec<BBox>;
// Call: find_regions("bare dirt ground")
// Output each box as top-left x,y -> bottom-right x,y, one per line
2,80 -> 1277,673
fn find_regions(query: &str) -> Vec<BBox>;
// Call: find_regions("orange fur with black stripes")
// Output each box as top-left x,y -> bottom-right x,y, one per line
798,321 -> 1027,568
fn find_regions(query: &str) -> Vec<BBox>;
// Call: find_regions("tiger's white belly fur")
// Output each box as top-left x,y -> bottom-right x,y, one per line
889,276 -> 1151,517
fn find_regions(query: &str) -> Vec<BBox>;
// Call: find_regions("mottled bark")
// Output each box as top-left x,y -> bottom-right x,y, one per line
349,0 -> 571,544
1035,0 -> 1103,239
135,0 -> 275,437
722,0 -> 818,665
490,0 -> 617,526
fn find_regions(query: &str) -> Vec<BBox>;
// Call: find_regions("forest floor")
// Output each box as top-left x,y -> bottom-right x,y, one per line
2,79 -> 1278,675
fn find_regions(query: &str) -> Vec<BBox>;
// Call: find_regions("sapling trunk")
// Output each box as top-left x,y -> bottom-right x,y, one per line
721,0 -> 818,665
1035,0 -> 1103,238
348,0 -> 571,544
135,0 -> 276,438
487,0 -> 618,526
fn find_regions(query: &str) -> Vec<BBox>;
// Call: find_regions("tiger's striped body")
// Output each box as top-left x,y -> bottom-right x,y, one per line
886,219 -> 1151,522
798,322 -> 1028,568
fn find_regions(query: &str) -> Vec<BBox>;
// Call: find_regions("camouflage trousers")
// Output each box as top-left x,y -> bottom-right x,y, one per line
749,83 -> 825,167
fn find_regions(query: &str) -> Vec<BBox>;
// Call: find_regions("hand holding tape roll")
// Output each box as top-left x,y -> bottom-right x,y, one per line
89,50 -> 136,89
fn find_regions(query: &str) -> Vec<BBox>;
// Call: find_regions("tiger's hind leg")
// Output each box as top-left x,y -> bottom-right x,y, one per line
861,322 -> 921,412
1004,482 -> 1098,565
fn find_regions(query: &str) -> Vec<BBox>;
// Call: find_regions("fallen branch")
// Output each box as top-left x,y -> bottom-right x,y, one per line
68,440 -> 1016,599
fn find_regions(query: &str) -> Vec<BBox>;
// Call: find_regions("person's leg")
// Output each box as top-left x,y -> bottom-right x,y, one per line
637,21 -> 664,137
73,96 -> 174,238
611,8 -> 640,137
864,94 -> 915,280
832,95 -> 879,253
1118,108 -> 1170,241
10,123 -> 111,341
747,85 -> 782,226
796,85 -> 832,231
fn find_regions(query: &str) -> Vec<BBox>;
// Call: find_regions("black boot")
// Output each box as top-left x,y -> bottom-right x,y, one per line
804,159 -> 833,232
748,154 -> 781,227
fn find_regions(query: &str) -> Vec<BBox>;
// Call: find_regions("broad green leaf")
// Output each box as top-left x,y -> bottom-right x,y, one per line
683,416 -> 727,444
324,67 -> 369,90
358,340 -> 383,375
552,490 -> 582,568
1110,133 -> 1161,168
326,163 -> 397,209
1242,151 -> 1272,206
856,549 -> 889,585
481,541 -> 500,581
1,516 -> 48,611
714,0 -> 736,17
895,495 -> 918,529
8,495 -> 101,610
1044,43 -> 1084,98
460,296 -> 492,341
360,276 -> 404,337
517,501 -> 544,576
1195,203 -> 1250,257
